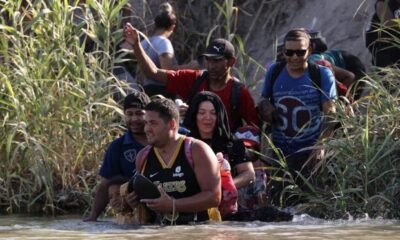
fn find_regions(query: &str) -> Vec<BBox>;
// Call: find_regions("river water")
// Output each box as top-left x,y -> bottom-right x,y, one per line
0,214 -> 399,239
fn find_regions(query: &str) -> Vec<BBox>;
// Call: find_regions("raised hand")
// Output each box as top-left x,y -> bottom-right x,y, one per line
123,23 -> 139,46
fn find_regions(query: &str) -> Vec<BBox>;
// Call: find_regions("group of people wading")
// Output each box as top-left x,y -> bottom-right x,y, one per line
83,1 -> 399,225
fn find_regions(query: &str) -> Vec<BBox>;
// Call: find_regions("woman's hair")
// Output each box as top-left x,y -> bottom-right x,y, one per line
154,2 -> 176,30
183,91 -> 231,152
308,31 -> 328,54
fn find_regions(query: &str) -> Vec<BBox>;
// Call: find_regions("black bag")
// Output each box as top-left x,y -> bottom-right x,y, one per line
365,27 -> 378,52
128,174 -> 161,200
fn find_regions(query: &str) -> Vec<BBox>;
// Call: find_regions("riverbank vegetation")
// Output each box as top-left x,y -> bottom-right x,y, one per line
0,0 -> 131,214
1,0 -> 399,220
274,69 -> 400,219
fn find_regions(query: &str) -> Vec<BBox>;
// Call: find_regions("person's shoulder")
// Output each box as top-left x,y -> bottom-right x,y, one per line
316,64 -> 336,85
266,61 -> 285,72
317,64 -> 334,75
190,138 -> 213,154
232,79 -> 253,99
149,35 -> 168,44
189,137 -> 205,147
107,133 -> 126,148
151,35 -> 172,46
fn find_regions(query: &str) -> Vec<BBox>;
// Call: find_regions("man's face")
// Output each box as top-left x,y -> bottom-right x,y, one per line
205,57 -> 230,81
124,107 -> 146,135
144,111 -> 170,147
284,39 -> 311,72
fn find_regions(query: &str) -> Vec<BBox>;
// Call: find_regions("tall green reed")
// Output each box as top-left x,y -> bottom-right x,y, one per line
0,0 -> 132,214
281,68 -> 400,219
210,0 -> 266,89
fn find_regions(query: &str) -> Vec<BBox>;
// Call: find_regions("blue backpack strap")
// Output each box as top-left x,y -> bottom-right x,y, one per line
269,62 -> 321,106
307,62 -> 323,110
136,145 -> 152,174
307,62 -> 321,89
184,136 -> 194,168
269,61 -> 286,104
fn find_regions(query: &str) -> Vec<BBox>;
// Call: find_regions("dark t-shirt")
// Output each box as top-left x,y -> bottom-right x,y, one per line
203,138 -> 250,170
369,0 -> 400,39
99,131 -> 145,179
373,0 -> 400,22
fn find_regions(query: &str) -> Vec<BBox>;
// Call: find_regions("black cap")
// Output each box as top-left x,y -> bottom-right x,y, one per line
201,38 -> 235,59
123,90 -> 150,111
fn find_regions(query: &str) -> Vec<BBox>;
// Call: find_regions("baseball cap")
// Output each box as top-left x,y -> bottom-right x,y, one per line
123,90 -> 150,111
234,125 -> 260,148
201,38 -> 235,59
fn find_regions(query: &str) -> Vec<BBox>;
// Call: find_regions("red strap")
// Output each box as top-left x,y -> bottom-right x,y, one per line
136,145 -> 152,174
184,136 -> 193,168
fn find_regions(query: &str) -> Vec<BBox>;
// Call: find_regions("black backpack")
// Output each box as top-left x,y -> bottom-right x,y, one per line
268,61 -> 321,106
187,71 -> 244,129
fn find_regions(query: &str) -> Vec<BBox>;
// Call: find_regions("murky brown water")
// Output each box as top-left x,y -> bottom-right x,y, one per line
0,214 -> 399,239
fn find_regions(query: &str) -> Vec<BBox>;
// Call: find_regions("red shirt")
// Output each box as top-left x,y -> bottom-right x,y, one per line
166,69 -> 259,130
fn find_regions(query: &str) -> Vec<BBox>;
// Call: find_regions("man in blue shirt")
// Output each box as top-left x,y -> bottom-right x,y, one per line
258,28 -> 337,177
83,90 -> 150,221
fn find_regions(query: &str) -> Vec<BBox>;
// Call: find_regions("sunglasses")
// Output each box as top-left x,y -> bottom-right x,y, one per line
284,49 -> 308,57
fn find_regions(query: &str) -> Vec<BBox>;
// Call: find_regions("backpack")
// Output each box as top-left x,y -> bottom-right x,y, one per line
187,71 -> 244,129
269,61 -> 349,104
135,136 -> 238,218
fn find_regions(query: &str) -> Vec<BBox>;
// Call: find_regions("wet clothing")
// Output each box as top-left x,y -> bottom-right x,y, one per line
141,136 -> 209,224
166,69 -> 258,131
365,0 -> 400,67
261,63 -> 337,164
99,131 -> 145,179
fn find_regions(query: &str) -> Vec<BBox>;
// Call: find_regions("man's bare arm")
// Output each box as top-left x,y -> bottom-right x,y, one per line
233,162 -> 255,189
140,140 -> 221,214
174,140 -> 221,212
123,23 -> 169,84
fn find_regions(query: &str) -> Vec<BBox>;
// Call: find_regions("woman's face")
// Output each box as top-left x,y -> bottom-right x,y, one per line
196,100 -> 217,138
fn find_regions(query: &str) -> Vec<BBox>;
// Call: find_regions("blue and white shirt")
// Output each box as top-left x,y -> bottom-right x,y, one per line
261,63 -> 337,156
